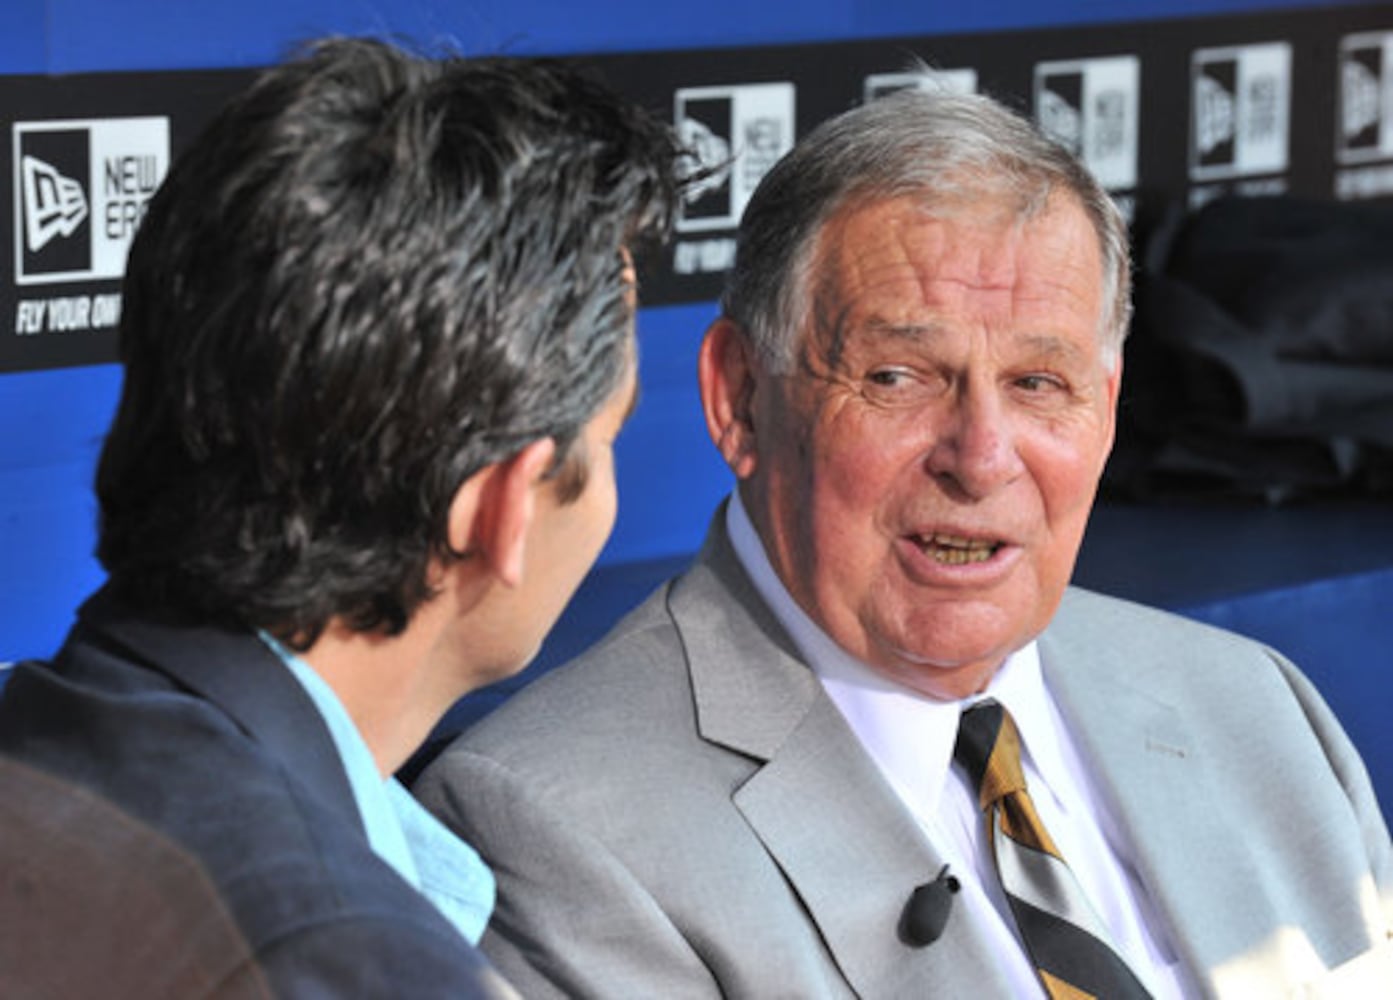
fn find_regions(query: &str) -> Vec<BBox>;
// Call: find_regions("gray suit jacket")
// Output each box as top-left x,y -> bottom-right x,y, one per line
416,518 -> 1393,999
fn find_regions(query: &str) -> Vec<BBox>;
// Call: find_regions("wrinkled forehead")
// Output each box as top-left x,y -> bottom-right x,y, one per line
796,189 -> 1111,358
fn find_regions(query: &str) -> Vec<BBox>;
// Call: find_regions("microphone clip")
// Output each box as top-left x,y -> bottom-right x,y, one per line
899,864 -> 961,948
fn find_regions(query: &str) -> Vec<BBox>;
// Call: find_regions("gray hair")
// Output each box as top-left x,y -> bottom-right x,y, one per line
720,82 -> 1132,373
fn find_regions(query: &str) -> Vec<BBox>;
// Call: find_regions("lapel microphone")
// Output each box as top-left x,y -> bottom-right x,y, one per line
899,864 -> 960,947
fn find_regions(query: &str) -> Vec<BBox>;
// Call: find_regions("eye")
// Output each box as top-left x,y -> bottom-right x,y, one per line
867,368 -> 911,388
862,366 -> 942,408
1014,373 -> 1065,393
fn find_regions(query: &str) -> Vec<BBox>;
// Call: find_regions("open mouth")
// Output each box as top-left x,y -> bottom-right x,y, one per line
914,532 -> 1002,566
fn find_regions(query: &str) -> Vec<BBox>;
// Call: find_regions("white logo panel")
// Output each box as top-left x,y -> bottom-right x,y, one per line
1337,31 -> 1393,165
1189,43 -> 1291,180
1033,56 -> 1140,192
674,83 -> 795,233
13,116 -> 170,286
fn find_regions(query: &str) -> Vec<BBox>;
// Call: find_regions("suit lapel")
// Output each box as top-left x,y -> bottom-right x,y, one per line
1040,595 -> 1286,994
669,519 -> 1016,998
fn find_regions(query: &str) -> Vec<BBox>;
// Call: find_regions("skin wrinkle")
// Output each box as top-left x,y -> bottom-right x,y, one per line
890,192 -> 1107,350
804,281 -> 854,375
738,189 -> 1120,700
808,202 -> 1104,396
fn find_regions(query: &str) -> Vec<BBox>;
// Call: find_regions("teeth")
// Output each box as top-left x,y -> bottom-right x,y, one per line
917,533 -> 998,565
931,547 -> 992,565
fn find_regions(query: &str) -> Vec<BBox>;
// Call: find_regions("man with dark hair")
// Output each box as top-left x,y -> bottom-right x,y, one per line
0,36 -> 681,996
417,82 -> 1392,997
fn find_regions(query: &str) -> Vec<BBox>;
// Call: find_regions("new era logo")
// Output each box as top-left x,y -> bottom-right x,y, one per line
22,155 -> 89,254
1034,56 -> 1140,192
1189,43 -> 1291,180
674,83 -> 795,233
1037,71 -> 1085,157
12,117 -> 170,286
1337,31 -> 1393,164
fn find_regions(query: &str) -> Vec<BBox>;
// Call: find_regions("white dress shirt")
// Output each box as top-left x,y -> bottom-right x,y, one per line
727,494 -> 1193,998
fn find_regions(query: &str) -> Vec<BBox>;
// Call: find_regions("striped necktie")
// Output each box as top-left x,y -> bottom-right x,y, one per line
954,699 -> 1154,1000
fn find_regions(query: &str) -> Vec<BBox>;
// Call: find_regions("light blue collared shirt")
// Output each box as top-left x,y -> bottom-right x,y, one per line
260,632 -> 495,945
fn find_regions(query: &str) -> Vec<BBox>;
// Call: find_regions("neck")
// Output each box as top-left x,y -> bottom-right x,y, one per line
300,608 -> 460,777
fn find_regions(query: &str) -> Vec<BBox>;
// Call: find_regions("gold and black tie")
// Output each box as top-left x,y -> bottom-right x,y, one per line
954,699 -> 1154,1000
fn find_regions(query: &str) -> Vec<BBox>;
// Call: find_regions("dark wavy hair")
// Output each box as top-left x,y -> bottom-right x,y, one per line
96,37 -> 682,647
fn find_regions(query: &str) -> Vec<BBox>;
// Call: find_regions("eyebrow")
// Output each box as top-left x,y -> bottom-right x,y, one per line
861,320 -> 1089,361
1016,333 -> 1089,367
862,318 -> 942,342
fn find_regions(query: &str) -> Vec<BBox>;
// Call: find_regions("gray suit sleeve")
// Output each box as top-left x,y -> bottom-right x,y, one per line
415,749 -> 723,1000
1272,651 -> 1393,923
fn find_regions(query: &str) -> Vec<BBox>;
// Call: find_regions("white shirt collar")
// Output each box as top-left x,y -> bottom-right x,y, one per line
724,492 -> 1073,819
726,496 -> 1190,999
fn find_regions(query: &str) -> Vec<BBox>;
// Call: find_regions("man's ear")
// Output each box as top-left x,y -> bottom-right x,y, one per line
448,437 -> 557,589
1099,351 -> 1124,471
698,317 -> 761,480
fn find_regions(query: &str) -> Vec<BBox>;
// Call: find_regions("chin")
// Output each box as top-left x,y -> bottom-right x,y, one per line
888,662 -> 1001,702
873,630 -> 1019,698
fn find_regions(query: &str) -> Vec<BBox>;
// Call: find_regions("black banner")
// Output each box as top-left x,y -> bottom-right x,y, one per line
3,5 -> 1391,373
1,69 -> 248,373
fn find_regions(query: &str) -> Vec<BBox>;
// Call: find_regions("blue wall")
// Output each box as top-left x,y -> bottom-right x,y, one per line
0,0 -> 1384,664
2,2 -> 1372,73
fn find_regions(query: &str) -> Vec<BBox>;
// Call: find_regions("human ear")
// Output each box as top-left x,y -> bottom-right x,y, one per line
1099,351 -> 1124,465
447,437 -> 557,589
698,317 -> 761,480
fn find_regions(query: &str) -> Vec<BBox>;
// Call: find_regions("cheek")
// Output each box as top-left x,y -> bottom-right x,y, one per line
544,462 -> 618,585
817,401 -> 908,485
805,425 -> 920,583
588,461 -> 620,556
598,478 -> 619,548
1023,431 -> 1108,555
819,416 -> 930,530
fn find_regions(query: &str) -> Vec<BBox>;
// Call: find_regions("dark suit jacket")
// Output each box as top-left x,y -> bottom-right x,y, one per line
0,587 -> 513,999
0,756 -> 272,999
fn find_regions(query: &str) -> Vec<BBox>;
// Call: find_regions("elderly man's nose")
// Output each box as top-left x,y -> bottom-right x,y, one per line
924,391 -> 1024,499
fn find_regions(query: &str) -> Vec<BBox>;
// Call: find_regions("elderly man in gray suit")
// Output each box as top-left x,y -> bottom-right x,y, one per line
416,82 -> 1393,998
